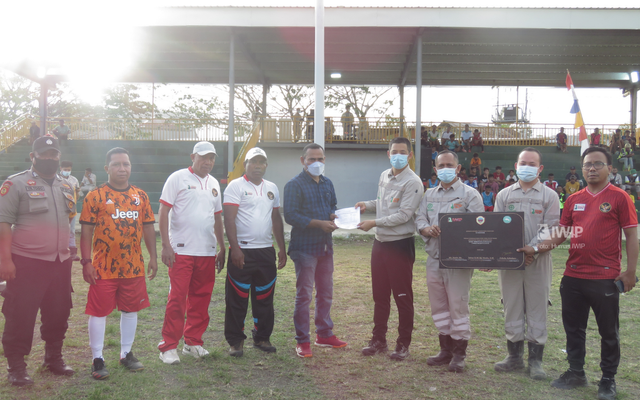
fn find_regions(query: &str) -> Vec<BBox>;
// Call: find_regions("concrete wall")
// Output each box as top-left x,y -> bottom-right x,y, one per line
258,143 -> 393,209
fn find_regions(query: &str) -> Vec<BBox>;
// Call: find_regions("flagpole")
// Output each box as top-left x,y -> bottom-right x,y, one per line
566,70 -> 589,155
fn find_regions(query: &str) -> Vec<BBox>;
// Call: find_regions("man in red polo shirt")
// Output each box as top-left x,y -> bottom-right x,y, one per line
519,146 -> 638,400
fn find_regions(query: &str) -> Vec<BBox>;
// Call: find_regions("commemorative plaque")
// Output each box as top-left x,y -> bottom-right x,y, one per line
438,212 -> 525,270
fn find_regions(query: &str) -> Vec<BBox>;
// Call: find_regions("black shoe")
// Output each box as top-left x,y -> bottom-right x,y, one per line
119,351 -> 144,371
427,335 -> 453,366
389,344 -> 409,361
229,340 -> 244,358
43,358 -> 75,376
551,369 -> 588,389
43,342 -> 75,376
91,358 -> 109,380
598,377 -> 617,400
253,340 -> 277,353
362,339 -> 388,356
7,365 -> 33,387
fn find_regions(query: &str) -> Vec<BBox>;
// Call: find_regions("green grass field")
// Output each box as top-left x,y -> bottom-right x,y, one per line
0,236 -> 638,400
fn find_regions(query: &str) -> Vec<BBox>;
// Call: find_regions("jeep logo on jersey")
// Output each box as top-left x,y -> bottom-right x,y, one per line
111,209 -> 139,220
267,191 -> 274,200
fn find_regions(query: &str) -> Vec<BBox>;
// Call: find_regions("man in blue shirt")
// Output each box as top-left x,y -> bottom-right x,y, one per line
284,143 -> 347,358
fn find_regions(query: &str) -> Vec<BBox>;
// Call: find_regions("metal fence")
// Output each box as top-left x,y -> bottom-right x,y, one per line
258,116 -> 626,147
0,115 -> 628,151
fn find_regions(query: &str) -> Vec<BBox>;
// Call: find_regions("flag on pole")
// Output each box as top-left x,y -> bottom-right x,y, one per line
566,70 -> 589,155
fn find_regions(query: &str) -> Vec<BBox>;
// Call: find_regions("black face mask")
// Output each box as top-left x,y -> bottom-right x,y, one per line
34,158 -> 60,176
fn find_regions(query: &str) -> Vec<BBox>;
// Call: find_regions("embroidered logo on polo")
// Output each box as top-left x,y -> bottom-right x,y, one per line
267,191 -> 274,200
212,188 -> 218,197
574,204 -> 586,211
599,202 -> 612,213
508,204 -> 515,211
427,203 -> 434,211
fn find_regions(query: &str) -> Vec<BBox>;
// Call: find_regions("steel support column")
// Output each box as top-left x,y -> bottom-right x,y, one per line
228,34 -> 235,177
399,85 -> 404,134
314,0 -> 325,148
39,83 -> 48,136
415,35 -> 422,178
631,87 -> 638,134
262,83 -> 268,141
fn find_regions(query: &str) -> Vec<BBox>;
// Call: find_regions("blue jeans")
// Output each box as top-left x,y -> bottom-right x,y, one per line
620,157 -> 634,171
290,251 -> 334,343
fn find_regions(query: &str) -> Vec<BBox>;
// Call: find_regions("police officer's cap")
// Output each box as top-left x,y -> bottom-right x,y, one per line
32,135 -> 60,154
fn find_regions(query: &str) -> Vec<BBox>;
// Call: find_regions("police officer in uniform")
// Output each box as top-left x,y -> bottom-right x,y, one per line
0,136 -> 75,386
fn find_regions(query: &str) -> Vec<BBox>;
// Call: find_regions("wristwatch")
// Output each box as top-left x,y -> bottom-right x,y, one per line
80,258 -> 92,266
532,245 -> 539,255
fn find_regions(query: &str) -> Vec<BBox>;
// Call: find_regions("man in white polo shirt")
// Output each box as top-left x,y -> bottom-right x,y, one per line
157,141 -> 226,365
223,147 -> 287,357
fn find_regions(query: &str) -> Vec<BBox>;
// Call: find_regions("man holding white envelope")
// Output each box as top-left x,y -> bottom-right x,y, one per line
355,136 -> 423,361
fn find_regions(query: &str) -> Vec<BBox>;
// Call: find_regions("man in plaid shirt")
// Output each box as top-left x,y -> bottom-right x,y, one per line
284,143 -> 347,358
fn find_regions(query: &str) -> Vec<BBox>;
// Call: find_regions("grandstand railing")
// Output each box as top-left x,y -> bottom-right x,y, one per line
0,115 -> 628,148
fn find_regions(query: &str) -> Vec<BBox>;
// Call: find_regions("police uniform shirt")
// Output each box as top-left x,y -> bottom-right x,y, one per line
159,167 -> 222,256
0,168 -> 74,262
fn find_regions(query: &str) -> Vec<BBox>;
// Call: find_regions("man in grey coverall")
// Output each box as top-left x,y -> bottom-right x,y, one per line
416,150 -> 484,372
493,147 -> 560,379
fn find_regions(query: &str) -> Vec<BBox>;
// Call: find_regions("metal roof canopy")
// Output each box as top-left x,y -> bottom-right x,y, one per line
13,7 -> 640,89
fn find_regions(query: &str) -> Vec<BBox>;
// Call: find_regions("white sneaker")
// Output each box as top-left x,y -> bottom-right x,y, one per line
182,344 -> 210,359
159,349 -> 180,365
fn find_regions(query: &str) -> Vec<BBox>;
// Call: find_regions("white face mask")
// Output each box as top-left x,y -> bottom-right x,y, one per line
306,161 -> 325,177
516,165 -> 540,182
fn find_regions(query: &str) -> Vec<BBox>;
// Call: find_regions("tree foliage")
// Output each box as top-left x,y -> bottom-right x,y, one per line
0,71 -> 38,125
325,86 -> 396,119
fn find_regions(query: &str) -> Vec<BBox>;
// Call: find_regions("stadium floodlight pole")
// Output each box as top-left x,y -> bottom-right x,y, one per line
415,34 -> 422,178
228,33 -> 235,178
314,0 -> 325,149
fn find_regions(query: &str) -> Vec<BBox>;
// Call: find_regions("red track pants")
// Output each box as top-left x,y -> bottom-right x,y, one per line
158,254 -> 216,352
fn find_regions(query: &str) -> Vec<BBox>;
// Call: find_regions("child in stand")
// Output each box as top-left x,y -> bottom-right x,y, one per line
482,184 -> 495,212
557,186 -> 566,217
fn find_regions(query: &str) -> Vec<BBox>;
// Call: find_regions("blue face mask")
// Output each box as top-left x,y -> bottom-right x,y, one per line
306,161 -> 325,177
516,165 -> 539,182
60,170 -> 71,177
436,167 -> 457,184
390,154 -> 409,169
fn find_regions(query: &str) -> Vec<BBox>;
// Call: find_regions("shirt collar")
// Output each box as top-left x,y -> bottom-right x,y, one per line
387,166 -> 411,180
513,180 -> 542,192
300,168 -> 325,184
437,178 -> 462,192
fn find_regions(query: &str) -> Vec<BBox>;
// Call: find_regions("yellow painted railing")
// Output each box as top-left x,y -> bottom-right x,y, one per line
256,116 -> 626,147
0,114 -> 32,152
